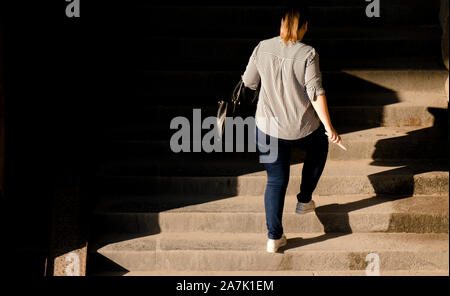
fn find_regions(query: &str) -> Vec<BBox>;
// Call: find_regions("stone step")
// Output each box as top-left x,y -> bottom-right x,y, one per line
136,26 -> 442,42
141,0 -> 438,6
103,103 -> 448,131
90,232 -> 449,272
92,194 -> 449,234
135,4 -> 441,29
135,70 -> 448,98
138,56 -> 446,72
92,270 -> 450,276
95,159 -> 449,196
118,92 -> 448,108
99,125 -> 449,165
134,34 -> 442,66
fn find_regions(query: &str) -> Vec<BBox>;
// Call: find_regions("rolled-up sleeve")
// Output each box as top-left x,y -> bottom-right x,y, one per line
242,42 -> 261,90
304,48 -> 325,101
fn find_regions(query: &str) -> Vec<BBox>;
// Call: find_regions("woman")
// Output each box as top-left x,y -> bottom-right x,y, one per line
242,3 -> 342,253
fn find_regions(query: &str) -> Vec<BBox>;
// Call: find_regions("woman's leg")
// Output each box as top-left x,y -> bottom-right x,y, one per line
296,124 -> 329,203
255,125 -> 291,239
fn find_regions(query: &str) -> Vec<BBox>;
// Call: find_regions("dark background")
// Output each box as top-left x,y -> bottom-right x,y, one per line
0,0 -> 283,276
0,0 -> 118,275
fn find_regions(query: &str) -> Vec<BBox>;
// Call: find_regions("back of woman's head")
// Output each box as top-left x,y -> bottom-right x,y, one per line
280,1 -> 310,45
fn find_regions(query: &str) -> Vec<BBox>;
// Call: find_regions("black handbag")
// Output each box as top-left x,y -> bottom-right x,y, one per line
217,78 -> 259,140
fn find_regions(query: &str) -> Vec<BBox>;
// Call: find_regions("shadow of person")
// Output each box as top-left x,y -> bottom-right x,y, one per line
278,232 -> 344,253
369,107 -> 448,195
279,107 -> 448,253
278,194 -> 412,253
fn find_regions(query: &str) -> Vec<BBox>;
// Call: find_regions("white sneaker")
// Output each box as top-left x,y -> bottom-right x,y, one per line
266,234 -> 287,253
295,200 -> 316,214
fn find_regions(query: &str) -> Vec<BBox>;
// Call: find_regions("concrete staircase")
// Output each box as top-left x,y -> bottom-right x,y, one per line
87,0 -> 449,275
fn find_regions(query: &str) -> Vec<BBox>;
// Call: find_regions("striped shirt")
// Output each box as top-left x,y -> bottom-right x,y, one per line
242,36 -> 325,140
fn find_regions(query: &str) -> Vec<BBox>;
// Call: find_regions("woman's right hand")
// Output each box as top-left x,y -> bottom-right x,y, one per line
310,94 -> 342,144
325,126 -> 341,144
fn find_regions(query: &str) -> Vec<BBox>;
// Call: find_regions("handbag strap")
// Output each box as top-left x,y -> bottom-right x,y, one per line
230,79 -> 259,113
231,79 -> 244,113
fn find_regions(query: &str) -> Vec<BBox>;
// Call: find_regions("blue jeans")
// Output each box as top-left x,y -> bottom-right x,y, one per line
255,124 -> 329,239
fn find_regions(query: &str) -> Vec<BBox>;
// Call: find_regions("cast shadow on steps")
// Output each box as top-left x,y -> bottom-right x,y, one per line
279,107 -> 448,252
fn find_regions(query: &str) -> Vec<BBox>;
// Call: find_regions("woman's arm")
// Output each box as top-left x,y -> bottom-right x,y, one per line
303,49 -> 341,144
242,42 -> 261,90
311,94 -> 341,144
